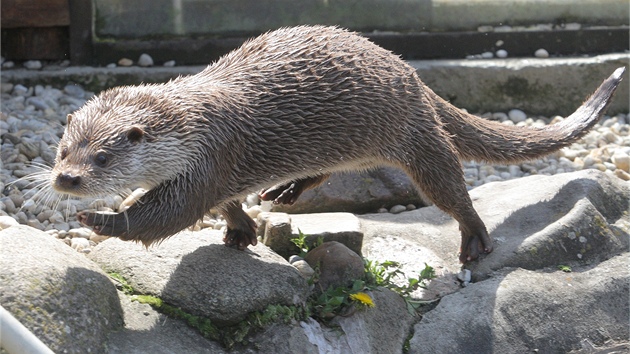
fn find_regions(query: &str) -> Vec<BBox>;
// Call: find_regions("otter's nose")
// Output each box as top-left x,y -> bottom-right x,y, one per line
55,173 -> 82,190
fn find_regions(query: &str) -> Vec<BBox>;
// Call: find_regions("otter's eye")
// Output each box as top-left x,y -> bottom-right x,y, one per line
94,152 -> 108,167
60,147 -> 68,160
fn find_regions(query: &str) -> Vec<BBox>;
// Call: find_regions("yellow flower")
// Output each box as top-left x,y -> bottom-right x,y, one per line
349,292 -> 375,307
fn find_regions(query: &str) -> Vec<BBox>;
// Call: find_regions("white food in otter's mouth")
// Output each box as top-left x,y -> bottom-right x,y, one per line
118,188 -> 148,212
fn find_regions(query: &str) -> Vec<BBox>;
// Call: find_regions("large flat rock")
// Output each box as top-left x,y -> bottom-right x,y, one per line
88,229 -> 309,325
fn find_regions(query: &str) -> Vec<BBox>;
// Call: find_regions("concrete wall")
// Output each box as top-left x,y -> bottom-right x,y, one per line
93,0 -> 629,39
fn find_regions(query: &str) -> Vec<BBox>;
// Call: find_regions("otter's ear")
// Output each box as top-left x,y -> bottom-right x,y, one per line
67,114 -> 74,125
126,126 -> 145,143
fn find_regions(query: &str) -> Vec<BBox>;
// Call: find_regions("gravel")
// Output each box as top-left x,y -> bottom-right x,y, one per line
1,81 -> 629,252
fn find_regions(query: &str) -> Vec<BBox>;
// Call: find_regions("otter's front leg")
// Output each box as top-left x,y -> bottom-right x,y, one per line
77,182 -> 209,246
260,174 -> 330,205
219,200 -> 258,250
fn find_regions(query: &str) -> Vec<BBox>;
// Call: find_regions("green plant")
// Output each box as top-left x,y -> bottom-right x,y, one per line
290,229 -> 323,257
364,260 -> 436,314
557,265 -> 572,272
309,279 -> 372,320
108,272 -> 134,295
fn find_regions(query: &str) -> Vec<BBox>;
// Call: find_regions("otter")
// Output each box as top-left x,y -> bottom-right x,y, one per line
49,26 -> 625,263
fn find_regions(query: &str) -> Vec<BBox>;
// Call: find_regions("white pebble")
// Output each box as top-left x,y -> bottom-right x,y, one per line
68,227 -> 93,239
564,23 -> 581,30
245,205 -> 262,219
611,153 -> 630,172
389,205 -> 407,214
163,60 -> 176,67
71,237 -> 90,251
492,112 -> 508,121
23,60 -> 42,70
0,215 -> 19,230
457,269 -> 471,283
106,63 -> 117,68
118,58 -> 133,67
534,48 -> 549,58
138,53 -> 154,67
508,109 -> 527,123
481,52 -> 494,59
495,49 -> 508,58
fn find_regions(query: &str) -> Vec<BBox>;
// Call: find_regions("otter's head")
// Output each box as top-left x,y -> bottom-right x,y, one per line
51,85 -> 193,198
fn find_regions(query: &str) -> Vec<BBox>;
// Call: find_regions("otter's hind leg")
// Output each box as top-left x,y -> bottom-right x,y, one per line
260,174 -> 330,205
401,146 -> 493,263
220,200 -> 258,250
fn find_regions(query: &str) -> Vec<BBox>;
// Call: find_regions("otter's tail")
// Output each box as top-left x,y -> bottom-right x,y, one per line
434,67 -> 625,164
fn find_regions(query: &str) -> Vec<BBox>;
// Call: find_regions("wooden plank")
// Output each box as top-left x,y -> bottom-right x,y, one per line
1,0 -> 70,28
68,0 -> 93,65
1,27 -> 69,60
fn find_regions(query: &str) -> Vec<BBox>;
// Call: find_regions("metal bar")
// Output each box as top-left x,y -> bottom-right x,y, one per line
0,305 -> 54,354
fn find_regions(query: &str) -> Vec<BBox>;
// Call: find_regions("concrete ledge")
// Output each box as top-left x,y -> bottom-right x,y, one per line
2,53 -> 628,116
410,53 -> 629,115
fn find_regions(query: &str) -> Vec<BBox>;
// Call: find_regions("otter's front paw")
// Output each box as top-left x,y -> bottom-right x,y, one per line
223,226 -> 258,250
77,211 -> 124,237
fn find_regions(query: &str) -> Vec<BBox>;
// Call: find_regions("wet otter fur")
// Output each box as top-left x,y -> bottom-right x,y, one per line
50,26 -> 625,263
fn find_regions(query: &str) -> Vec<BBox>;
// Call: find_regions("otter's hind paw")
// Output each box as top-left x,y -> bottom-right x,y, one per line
459,225 -> 493,263
260,182 -> 301,205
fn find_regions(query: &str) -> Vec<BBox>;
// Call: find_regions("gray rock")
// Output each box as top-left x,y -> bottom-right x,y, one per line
106,292 -> 226,354
272,167 -> 426,214
291,212 -> 363,256
304,241 -> 364,292
258,212 -> 296,257
88,229 -> 309,325
359,169 -> 630,297
0,225 -> 124,353
330,289 -> 416,353
465,169 -> 629,279
298,288 -> 415,353
409,254 -> 629,353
